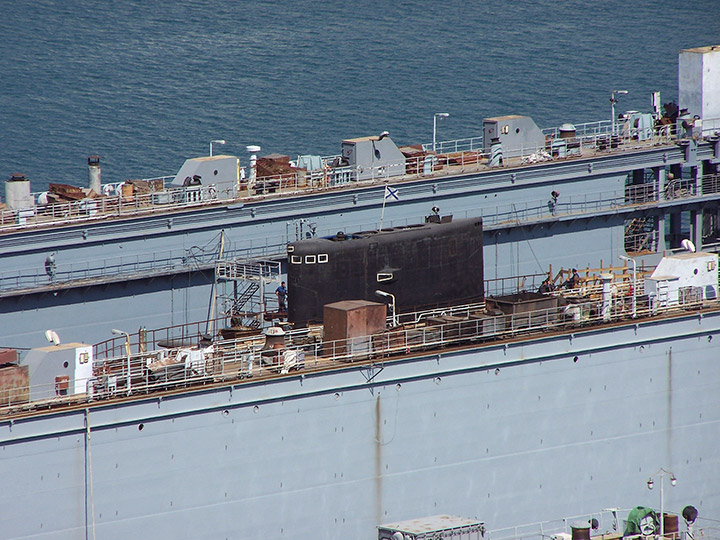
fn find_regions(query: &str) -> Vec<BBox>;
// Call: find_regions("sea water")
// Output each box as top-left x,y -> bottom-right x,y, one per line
1,0 -> 719,192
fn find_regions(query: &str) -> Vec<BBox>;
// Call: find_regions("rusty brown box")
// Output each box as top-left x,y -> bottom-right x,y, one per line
55,375 -> 70,394
0,348 -> 18,365
323,300 -> 386,358
486,292 -> 559,330
0,364 -> 29,405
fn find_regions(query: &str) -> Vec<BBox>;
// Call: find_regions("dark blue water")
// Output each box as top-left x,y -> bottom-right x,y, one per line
1,1 -> 719,192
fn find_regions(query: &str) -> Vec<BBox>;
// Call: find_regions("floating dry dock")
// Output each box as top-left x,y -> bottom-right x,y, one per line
1,46 -> 720,540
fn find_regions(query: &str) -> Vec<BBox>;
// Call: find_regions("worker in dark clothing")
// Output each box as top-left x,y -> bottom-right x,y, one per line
563,268 -> 580,289
276,281 -> 287,312
538,277 -> 555,294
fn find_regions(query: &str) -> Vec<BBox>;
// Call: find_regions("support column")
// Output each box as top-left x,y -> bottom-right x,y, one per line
654,166 -> 666,199
657,212 -> 667,253
669,212 -> 682,249
693,210 -> 703,250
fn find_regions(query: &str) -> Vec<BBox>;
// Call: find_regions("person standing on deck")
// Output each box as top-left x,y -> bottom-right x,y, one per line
276,281 -> 287,312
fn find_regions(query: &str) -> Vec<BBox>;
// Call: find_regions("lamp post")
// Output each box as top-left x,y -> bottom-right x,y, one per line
210,139 -> 226,156
112,329 -> 132,395
433,113 -> 450,152
375,290 -> 398,326
619,255 -> 637,318
648,468 -> 677,539
610,90 -> 628,135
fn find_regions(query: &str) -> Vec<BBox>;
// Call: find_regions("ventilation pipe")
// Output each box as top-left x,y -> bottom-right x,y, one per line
88,155 -> 101,194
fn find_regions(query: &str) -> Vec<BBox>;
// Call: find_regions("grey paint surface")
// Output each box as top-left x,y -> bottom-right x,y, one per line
0,270 -> 213,349
2,309 -> 719,540
1,142 -> 708,348
0,143 -> 689,276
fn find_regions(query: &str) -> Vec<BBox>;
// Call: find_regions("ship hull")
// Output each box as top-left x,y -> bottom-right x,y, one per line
2,308 -> 719,540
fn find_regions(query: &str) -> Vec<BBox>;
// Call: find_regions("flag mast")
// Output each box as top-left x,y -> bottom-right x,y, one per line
379,184 -> 399,230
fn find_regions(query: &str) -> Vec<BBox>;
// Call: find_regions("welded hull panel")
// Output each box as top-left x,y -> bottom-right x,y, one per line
0,271 -> 213,348
2,310 -> 719,540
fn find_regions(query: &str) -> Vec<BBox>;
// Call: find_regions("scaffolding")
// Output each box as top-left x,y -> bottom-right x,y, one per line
215,258 -> 283,330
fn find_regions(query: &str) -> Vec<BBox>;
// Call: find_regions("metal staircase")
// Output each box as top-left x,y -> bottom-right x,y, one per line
215,258 -> 282,329
624,217 -> 657,254
230,283 -> 260,315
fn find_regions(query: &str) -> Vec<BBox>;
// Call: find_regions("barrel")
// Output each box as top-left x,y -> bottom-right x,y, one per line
571,524 -> 590,540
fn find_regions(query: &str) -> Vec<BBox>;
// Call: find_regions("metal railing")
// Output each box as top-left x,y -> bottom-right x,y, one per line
424,135 -> 485,155
1,120 -> 718,294
0,234 -> 287,293
0,168 -> 712,295
0,180 -> 218,230
94,316 -> 228,360
3,270 -> 716,414
486,509 -> 720,540
5,116 -> 717,236
216,259 -> 282,281
0,175 -> 705,295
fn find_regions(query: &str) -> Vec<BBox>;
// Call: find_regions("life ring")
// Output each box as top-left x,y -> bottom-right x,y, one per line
208,186 -> 217,199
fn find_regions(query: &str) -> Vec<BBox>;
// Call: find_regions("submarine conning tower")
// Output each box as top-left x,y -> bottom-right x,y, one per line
286,215 -> 484,326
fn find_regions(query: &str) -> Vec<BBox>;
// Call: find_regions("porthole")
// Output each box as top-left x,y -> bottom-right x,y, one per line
318,254 -> 329,263
305,255 -> 316,264
213,169 -> 218,175
291,255 -> 302,264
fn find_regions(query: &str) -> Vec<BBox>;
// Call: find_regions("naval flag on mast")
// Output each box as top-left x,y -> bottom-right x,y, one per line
380,184 -> 399,229
384,185 -> 399,201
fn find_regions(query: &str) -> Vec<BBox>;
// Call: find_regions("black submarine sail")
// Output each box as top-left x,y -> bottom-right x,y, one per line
286,214 -> 484,325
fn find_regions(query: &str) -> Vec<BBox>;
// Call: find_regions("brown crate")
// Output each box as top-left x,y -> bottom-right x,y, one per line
0,348 -> 18,365
323,300 -> 386,357
425,315 -> 468,340
55,375 -> 70,394
0,364 -> 29,405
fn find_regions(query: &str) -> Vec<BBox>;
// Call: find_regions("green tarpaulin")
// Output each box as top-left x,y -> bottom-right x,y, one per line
624,506 -> 659,537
